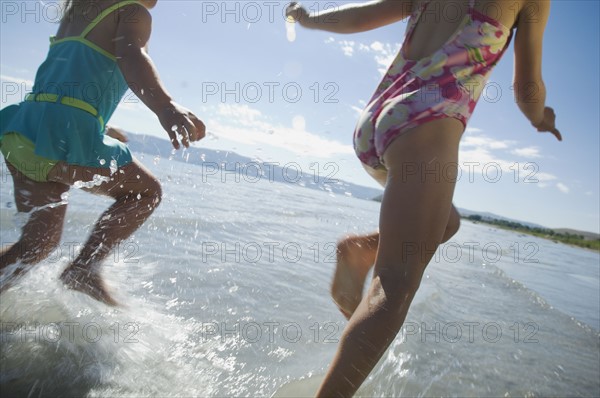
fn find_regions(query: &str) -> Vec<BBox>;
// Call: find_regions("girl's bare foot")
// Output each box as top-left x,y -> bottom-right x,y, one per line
331,234 -> 378,320
60,265 -> 118,306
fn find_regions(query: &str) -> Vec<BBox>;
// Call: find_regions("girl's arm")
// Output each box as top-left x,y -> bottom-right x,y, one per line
105,125 -> 128,143
114,4 -> 205,148
287,0 -> 414,34
513,0 -> 561,141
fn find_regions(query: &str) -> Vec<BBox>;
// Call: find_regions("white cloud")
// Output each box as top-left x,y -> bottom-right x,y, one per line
324,38 -> 401,75
216,103 -> 262,124
335,40 -> 356,57
341,45 -> 355,57
207,104 -> 354,158
0,74 -> 34,86
534,172 -> 557,188
512,146 -> 542,158
465,126 -> 484,134
458,130 -> 561,188
535,172 -> 558,182
370,41 -> 385,52
461,135 -> 516,150
556,183 -> 570,194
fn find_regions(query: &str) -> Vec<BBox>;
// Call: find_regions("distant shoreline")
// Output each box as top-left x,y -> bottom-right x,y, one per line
463,215 -> 600,252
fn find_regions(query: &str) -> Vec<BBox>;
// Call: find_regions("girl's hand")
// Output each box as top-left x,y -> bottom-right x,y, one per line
158,103 -> 206,149
533,107 -> 562,142
286,2 -> 309,24
106,125 -> 129,143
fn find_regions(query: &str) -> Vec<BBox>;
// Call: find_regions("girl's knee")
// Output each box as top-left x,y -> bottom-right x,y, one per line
337,236 -> 360,256
375,266 -> 424,305
148,177 -> 162,206
127,174 -> 162,206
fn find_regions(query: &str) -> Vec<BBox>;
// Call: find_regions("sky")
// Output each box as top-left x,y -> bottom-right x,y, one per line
1,0 -> 599,233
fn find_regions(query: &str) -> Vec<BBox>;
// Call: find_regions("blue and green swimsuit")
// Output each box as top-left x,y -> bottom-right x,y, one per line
0,0 -> 141,181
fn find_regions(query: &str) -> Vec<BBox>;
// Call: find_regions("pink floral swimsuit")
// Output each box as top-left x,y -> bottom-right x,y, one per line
354,0 -> 514,169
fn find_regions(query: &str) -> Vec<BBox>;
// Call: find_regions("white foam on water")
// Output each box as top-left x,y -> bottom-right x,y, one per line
0,258 -> 218,397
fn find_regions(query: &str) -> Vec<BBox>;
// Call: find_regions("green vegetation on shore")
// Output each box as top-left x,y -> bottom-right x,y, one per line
464,215 -> 600,251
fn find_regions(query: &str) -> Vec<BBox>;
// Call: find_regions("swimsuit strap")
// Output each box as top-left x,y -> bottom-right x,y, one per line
80,0 -> 141,38
468,0 -> 476,13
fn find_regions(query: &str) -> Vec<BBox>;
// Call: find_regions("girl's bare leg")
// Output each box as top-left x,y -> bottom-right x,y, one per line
48,158 -> 162,305
332,177 -> 462,319
0,163 -> 69,290
317,118 -> 464,397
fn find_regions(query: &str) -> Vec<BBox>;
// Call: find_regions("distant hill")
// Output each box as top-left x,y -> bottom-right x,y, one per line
123,133 -> 597,239
375,197 -> 598,239
456,208 -> 545,229
126,132 -> 383,201
459,209 -> 599,241
553,229 -> 600,241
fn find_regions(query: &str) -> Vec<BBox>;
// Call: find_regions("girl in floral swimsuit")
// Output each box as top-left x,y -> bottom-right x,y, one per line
287,0 -> 561,395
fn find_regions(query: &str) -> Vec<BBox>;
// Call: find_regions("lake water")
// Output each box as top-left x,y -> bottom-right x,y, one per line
1,154 -> 598,397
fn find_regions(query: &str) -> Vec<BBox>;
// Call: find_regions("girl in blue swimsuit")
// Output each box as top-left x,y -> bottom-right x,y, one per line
0,0 -> 206,305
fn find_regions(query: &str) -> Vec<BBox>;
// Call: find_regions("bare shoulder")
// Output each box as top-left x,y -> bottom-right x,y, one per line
515,0 -> 551,27
118,2 -> 152,25
381,0 -> 415,17
369,0 -> 415,23
115,2 -> 153,45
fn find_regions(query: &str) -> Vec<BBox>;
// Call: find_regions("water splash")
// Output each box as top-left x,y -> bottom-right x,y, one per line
286,16 -> 297,42
110,160 -> 118,175
73,174 -> 110,189
9,191 -> 71,230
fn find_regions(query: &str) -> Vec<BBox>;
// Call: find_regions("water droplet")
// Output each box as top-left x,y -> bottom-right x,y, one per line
109,160 -> 118,175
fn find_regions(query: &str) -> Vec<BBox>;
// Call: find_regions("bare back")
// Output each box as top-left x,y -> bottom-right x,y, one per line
405,0 -> 534,60
55,0 -> 133,56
